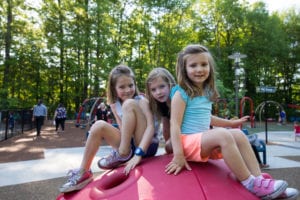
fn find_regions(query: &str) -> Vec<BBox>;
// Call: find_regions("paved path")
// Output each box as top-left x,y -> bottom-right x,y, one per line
1,130 -> 300,187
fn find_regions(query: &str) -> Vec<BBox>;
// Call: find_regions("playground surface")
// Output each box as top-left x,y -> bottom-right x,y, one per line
0,121 -> 300,200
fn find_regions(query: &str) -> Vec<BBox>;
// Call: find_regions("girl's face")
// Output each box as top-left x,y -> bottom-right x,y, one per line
185,53 -> 210,87
149,77 -> 170,103
115,75 -> 136,102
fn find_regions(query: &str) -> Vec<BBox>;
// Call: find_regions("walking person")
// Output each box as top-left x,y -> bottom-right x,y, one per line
33,99 -> 47,137
54,103 -> 67,133
165,44 -> 298,199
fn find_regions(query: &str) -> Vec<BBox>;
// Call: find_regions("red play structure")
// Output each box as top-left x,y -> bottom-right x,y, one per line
57,155 -> 259,200
240,96 -> 255,128
75,97 -> 111,128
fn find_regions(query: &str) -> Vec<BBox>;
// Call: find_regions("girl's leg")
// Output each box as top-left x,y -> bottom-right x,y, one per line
201,128 -> 251,181
229,129 -> 261,176
59,120 -> 121,193
80,120 -> 121,171
118,99 -> 147,156
201,128 -> 288,199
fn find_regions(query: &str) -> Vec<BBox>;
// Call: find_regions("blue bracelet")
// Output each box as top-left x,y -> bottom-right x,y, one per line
134,147 -> 145,156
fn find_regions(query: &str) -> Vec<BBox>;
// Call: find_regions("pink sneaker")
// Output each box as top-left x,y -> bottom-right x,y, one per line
276,188 -> 299,200
249,177 -> 288,200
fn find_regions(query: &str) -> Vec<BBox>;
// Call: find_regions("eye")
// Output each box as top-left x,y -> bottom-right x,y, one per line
189,63 -> 197,68
201,61 -> 209,67
159,84 -> 166,89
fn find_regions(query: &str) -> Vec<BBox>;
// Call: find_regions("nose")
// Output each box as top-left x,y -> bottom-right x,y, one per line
125,87 -> 131,93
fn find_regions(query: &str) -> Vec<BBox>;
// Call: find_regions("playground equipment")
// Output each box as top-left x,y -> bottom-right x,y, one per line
240,97 -> 255,128
75,97 -> 106,128
254,101 -> 284,126
295,123 -> 300,141
56,154 -> 258,200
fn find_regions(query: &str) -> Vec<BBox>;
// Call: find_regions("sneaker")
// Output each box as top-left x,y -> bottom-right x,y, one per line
276,188 -> 299,200
249,177 -> 288,200
98,149 -> 132,169
260,163 -> 270,169
59,169 -> 93,193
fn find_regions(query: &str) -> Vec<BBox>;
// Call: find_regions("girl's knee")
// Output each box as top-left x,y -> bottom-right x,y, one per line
122,99 -> 137,111
90,120 -> 107,133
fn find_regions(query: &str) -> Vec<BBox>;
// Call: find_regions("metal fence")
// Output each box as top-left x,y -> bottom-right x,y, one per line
0,109 -> 34,142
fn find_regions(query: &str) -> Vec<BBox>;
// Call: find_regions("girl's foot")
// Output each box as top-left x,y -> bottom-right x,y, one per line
98,149 -> 132,169
59,169 -> 93,193
248,177 -> 287,200
276,187 -> 299,200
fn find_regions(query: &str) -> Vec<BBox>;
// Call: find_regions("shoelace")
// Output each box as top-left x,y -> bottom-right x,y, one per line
66,169 -> 81,184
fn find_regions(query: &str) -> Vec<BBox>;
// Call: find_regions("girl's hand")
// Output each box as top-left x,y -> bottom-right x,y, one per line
165,155 -> 191,175
123,155 -> 142,175
231,116 -> 249,128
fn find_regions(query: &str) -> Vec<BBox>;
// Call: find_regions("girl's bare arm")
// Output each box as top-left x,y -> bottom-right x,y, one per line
165,91 -> 191,175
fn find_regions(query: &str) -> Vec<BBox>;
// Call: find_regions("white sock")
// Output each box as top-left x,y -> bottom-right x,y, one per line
241,175 -> 255,190
256,175 -> 263,179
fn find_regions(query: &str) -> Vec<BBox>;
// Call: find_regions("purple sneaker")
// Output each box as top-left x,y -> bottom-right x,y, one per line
98,149 -> 132,169
59,169 -> 93,193
249,177 -> 288,200
276,188 -> 299,200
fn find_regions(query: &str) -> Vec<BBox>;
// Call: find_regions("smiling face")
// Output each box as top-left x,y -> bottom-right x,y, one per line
115,75 -> 136,102
185,53 -> 210,88
149,77 -> 170,103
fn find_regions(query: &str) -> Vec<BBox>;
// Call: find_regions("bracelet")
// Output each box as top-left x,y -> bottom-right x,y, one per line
134,147 -> 145,156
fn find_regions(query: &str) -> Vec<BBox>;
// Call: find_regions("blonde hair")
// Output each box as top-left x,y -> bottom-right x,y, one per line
176,44 -> 219,101
107,64 -> 139,104
146,67 -> 176,118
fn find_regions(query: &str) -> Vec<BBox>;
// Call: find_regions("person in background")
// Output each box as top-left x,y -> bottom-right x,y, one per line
95,102 -> 110,122
279,110 -> 286,125
54,103 -> 67,133
8,111 -> 15,133
33,99 -> 47,137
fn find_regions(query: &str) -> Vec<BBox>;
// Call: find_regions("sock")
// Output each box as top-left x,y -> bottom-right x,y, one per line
256,175 -> 263,179
241,175 -> 255,190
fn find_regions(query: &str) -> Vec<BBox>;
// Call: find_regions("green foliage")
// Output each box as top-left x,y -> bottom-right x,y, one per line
0,0 -> 299,118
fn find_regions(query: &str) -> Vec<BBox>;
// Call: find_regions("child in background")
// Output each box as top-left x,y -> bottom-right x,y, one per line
145,67 -> 176,153
95,102 -> 110,122
59,65 -> 159,193
165,44 -> 298,200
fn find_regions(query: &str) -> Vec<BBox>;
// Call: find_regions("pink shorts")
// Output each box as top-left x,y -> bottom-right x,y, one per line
180,133 -> 223,162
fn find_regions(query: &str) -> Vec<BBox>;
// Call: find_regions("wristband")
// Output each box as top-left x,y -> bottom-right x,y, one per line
134,147 -> 145,156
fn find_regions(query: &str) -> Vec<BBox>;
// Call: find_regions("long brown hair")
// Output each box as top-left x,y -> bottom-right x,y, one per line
106,64 -> 139,104
146,67 -> 176,118
176,44 -> 219,101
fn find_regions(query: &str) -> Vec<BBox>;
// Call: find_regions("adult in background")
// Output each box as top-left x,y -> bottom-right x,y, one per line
33,99 -> 47,136
54,103 -> 67,133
